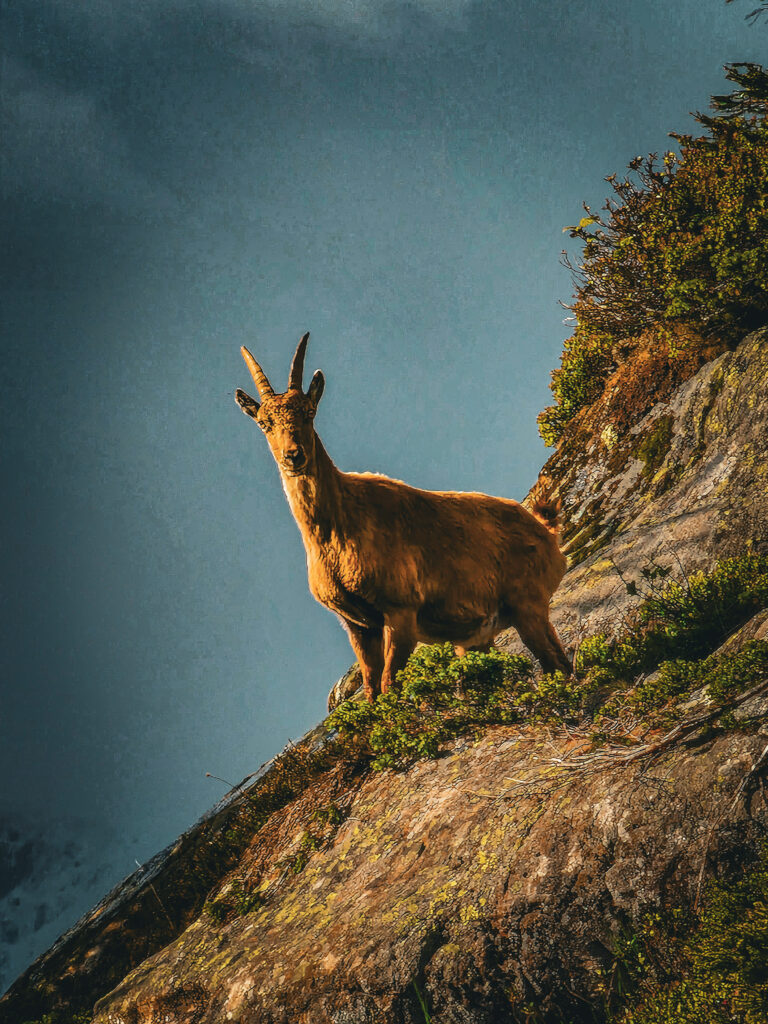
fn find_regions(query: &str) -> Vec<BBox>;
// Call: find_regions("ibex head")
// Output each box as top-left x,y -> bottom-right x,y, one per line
235,332 -> 325,477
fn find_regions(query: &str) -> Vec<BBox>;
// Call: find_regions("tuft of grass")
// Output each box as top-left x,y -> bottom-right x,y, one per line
412,980 -> 433,1023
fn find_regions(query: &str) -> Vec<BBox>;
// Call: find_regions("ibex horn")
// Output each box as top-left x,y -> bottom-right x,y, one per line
241,347 -> 274,398
288,332 -> 310,391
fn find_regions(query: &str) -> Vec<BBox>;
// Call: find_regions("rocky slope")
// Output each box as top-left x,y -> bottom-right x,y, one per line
97,707 -> 768,1023
2,329 -> 767,1024
523,329 -> 768,653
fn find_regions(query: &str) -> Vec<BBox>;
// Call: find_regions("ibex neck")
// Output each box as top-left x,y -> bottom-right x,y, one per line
281,436 -> 341,545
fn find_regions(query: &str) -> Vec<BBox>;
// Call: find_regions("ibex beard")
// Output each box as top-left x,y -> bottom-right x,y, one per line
236,332 -> 572,703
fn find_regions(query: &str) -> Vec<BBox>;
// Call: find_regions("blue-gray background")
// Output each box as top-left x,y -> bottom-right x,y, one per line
1,0 -> 763,983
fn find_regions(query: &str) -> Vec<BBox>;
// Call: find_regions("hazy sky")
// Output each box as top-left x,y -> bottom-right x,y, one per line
2,0 -> 764,871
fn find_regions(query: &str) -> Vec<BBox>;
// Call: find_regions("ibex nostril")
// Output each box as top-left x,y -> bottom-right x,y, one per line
286,447 -> 303,464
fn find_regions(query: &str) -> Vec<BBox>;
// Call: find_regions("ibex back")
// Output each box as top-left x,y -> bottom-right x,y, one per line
236,333 -> 572,702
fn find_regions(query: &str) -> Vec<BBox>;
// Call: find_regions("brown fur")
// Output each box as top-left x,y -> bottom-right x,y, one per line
236,335 -> 572,702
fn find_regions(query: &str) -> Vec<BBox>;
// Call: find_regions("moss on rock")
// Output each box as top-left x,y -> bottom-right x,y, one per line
608,844 -> 768,1024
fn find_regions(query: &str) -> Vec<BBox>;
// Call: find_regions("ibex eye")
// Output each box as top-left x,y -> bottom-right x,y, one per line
260,417 -> 273,432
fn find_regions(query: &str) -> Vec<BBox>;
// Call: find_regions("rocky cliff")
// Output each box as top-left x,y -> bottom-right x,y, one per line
3,329 -> 768,1024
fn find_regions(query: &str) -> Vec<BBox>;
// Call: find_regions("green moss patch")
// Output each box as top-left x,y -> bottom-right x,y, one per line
607,844 -> 768,1024
637,415 -> 674,478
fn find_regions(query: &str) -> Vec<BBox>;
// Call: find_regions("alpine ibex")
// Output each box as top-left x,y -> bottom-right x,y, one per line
236,333 -> 572,702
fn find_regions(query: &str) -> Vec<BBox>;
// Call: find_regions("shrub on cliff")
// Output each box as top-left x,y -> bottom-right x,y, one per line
329,644 -> 537,770
577,553 -> 768,683
539,63 -> 768,445
329,642 -> 592,770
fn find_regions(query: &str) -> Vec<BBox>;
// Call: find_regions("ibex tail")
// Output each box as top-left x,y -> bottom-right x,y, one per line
531,496 -> 562,536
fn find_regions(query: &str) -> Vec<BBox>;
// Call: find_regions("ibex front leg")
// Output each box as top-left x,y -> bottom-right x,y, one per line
381,611 -> 418,694
345,621 -> 385,702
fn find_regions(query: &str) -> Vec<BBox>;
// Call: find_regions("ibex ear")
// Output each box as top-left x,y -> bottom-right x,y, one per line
308,370 -> 325,408
235,388 -> 260,420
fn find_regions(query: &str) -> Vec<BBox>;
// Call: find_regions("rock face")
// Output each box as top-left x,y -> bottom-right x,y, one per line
509,329 -> 768,660
92,725 -> 768,1024
2,329 -> 767,1024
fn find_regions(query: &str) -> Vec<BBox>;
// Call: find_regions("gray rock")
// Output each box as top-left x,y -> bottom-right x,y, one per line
328,663 -> 363,712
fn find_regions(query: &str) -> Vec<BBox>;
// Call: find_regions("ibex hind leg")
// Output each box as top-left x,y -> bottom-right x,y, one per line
513,610 -> 573,676
344,621 -> 385,702
453,640 -> 494,699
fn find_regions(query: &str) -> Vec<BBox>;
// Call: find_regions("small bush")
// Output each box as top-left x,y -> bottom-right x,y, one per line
538,335 -> 616,446
702,640 -> 768,705
637,554 -> 768,659
539,63 -> 768,445
577,555 -> 768,689
329,644 -> 594,771
629,659 -> 702,716
621,641 -> 768,722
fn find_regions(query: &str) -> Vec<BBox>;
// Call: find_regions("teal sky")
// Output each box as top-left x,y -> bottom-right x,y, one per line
2,0 -> 764,869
